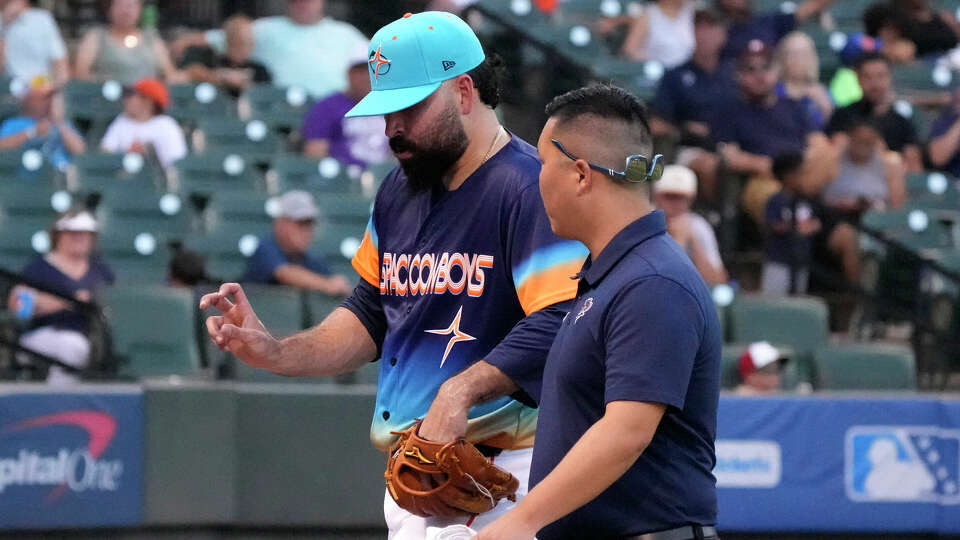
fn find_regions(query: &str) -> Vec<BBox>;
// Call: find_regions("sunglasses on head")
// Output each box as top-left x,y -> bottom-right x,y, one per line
551,139 -> 663,184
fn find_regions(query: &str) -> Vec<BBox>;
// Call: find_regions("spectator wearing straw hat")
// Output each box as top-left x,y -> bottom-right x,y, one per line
653,164 -> 728,285
100,77 -> 187,168
243,190 -> 352,296
0,75 -> 85,170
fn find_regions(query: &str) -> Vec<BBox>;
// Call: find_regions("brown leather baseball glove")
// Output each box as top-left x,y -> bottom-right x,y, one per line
384,420 -> 519,518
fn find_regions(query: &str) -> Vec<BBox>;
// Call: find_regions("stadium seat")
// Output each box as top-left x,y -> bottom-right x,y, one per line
0,183 -> 69,220
239,84 -> 315,132
228,284 -> 305,382
183,227 -> 270,282
813,343 -> 916,390
98,231 -> 172,284
0,76 -> 21,120
830,0 -> 874,31
205,190 -> 273,231
268,154 -> 360,194
0,218 -> 48,271
64,80 -> 123,126
192,118 -> 282,165
0,148 -> 58,185
171,151 -> 264,197
69,152 -> 160,193
729,295 -> 829,383
314,193 -> 373,226
892,62 -> 958,93
104,285 -> 202,377
305,291 -> 343,326
165,83 -> 235,125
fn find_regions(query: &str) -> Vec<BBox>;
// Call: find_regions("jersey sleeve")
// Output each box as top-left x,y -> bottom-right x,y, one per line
507,185 -> 588,315
351,211 -> 380,288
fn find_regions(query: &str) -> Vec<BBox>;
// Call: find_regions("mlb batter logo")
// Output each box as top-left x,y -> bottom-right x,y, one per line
845,426 -> 960,504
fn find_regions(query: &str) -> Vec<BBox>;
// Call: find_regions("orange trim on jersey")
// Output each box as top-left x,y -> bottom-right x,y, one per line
351,230 -> 379,287
515,260 -> 582,315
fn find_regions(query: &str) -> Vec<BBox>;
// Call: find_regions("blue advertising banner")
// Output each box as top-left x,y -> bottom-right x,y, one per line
0,387 -> 143,529
716,395 -> 960,534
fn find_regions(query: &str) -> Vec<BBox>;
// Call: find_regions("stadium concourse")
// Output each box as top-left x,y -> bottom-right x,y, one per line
1,0 -> 960,538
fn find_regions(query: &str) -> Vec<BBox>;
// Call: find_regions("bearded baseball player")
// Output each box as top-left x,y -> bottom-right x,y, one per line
199,11 -> 588,539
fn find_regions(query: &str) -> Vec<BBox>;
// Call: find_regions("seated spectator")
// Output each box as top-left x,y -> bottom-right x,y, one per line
774,31 -> 833,129
735,341 -> 787,395
620,0 -> 697,69
301,56 -> 391,168
762,153 -> 822,295
927,87 -> 960,177
824,118 -> 907,215
891,0 -> 960,58
100,77 -> 187,168
653,164 -> 729,285
174,0 -> 367,99
0,0 -> 68,86
714,40 -> 837,222
74,0 -> 185,85
826,52 -> 923,172
168,248 -> 210,288
0,76 -> 85,171
715,0 -> 835,60
180,14 -> 271,98
243,190 -> 352,295
861,3 -> 916,63
7,210 -> 114,384
651,9 -> 736,198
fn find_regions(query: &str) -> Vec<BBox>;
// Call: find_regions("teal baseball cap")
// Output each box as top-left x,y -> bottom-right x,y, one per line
345,11 -> 485,118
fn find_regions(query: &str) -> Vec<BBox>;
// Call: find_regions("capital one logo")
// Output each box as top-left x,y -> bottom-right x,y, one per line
846,426 -> 960,504
714,440 -> 782,488
0,411 -> 124,502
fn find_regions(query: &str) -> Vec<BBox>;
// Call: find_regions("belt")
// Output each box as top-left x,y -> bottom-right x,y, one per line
629,525 -> 718,540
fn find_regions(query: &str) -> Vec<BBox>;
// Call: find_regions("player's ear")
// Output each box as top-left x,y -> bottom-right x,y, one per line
454,75 -> 475,115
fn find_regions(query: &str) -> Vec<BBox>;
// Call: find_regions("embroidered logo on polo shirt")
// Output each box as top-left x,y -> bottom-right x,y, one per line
575,297 -> 594,324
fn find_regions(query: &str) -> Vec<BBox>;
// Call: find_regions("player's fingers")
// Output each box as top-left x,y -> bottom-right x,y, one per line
199,291 -> 235,313
219,282 -> 255,317
205,316 -> 226,347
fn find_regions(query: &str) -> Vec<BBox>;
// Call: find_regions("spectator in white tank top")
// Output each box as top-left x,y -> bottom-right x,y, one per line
621,0 -> 696,68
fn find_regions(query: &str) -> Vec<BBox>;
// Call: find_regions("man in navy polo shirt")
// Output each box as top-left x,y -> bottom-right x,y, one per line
425,85 -> 722,539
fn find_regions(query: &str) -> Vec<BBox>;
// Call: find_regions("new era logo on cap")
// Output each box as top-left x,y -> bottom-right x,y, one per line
442,60 -> 456,71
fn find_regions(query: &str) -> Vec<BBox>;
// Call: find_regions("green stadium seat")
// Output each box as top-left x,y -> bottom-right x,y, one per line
171,151 -> 264,197
69,152 -> 159,193
98,231 -> 172,284
184,226 -> 269,282
0,76 -> 22,121
0,148 -> 58,185
192,118 -> 282,165
205,191 -> 273,230
729,295 -> 829,383
104,285 -> 202,377
892,62 -> 958,93
165,83 -> 235,125
97,186 -> 192,237
64,80 -> 123,126
228,284 -> 305,382
305,291 -> 343,326
813,342 -> 916,390
829,0 -> 874,31
239,84 -> 315,132
0,183 -> 70,220
0,218 -> 48,271
268,154 -> 360,193
314,193 -> 373,226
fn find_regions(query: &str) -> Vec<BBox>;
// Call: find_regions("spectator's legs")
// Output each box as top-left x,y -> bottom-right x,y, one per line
827,222 -> 860,284
19,327 -> 91,385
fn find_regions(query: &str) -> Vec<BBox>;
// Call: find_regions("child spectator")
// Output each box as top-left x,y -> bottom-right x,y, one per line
100,77 -> 187,168
762,153 -> 821,295
774,31 -> 833,130
735,341 -> 788,395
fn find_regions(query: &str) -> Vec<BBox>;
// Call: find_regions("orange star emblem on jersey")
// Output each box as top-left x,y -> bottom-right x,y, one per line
368,44 -> 391,80
425,306 -> 476,368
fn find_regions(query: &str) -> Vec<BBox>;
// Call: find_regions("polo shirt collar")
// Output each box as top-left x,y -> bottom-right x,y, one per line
577,210 -> 667,287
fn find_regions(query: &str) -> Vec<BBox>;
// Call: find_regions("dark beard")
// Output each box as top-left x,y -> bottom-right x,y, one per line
390,106 -> 470,192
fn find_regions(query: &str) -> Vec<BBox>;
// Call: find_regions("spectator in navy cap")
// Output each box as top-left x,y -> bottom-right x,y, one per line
715,0 -> 835,60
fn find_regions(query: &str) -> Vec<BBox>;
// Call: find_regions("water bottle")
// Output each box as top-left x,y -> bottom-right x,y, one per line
15,290 -> 34,320
141,3 -> 157,29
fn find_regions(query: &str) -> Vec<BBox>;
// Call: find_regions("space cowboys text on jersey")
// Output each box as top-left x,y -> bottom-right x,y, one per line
379,251 -> 494,297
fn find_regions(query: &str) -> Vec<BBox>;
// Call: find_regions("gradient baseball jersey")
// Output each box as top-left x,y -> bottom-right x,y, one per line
350,134 -> 588,452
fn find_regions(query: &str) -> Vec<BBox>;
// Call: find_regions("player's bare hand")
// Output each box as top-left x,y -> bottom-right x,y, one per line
418,384 -> 469,443
199,283 -> 280,368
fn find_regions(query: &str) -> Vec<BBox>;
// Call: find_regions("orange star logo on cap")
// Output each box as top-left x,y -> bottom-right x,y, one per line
368,44 -> 391,80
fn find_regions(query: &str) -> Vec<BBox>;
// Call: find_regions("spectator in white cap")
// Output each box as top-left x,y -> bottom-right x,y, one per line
7,209 -> 114,384
653,164 -> 728,285
735,341 -> 788,395
243,190 -> 352,295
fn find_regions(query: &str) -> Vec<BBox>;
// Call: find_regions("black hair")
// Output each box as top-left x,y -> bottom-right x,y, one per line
544,84 -> 653,139
168,248 -> 208,286
772,152 -> 804,183
845,116 -> 883,135
863,3 -> 905,37
694,8 -> 725,27
854,50 -> 889,72
466,53 -> 507,109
